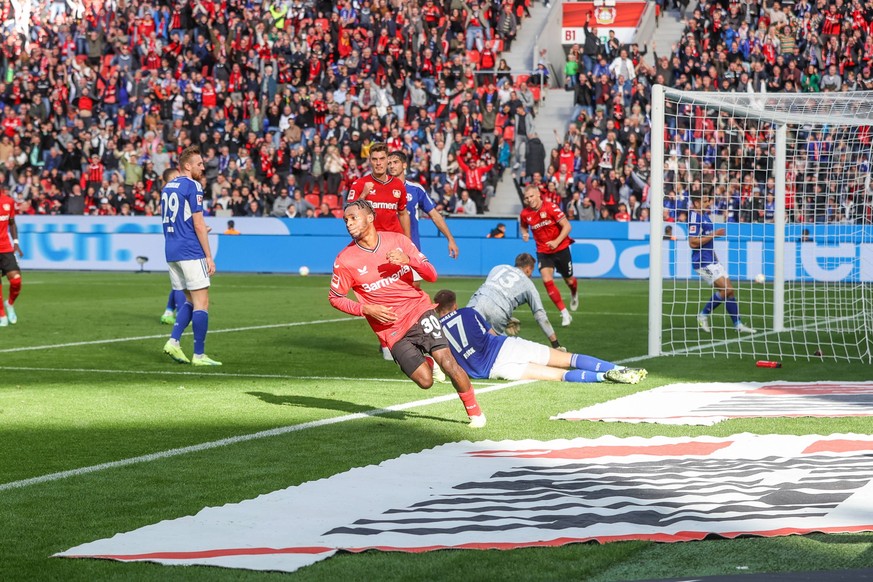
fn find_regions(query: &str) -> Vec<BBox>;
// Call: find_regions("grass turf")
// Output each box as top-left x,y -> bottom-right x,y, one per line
1,271 -> 871,581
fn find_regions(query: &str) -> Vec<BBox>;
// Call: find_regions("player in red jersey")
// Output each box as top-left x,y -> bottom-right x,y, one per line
0,192 -> 23,326
346,143 -> 411,237
519,185 -> 578,327
329,200 -> 486,428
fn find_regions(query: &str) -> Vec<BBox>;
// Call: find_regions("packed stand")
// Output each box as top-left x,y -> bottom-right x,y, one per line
0,0 -> 546,218
555,0 -> 873,224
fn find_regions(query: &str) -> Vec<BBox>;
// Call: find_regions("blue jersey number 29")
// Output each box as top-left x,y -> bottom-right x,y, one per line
161,192 -> 180,224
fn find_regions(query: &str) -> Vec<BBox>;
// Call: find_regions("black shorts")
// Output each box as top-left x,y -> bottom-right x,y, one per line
0,253 -> 20,276
537,247 -> 574,279
391,309 -> 450,377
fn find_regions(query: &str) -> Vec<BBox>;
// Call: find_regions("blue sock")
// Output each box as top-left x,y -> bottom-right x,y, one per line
570,353 -> 616,372
192,310 -> 209,355
726,297 -> 741,325
165,291 -> 176,311
702,292 -> 723,315
562,369 -> 603,383
171,302 -> 193,341
173,290 -> 187,312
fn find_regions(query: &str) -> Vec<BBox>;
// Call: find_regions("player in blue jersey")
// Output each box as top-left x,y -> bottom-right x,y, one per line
386,150 -> 459,258
688,193 -> 754,334
161,146 -> 222,365
159,167 -> 187,326
434,289 -> 647,383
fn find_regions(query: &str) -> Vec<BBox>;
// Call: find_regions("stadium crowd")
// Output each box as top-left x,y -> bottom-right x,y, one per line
1,0 -> 871,225
0,0 -> 545,218
556,0 -> 873,224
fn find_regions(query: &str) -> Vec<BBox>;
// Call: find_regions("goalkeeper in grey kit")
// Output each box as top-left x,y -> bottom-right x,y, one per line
467,253 -> 565,349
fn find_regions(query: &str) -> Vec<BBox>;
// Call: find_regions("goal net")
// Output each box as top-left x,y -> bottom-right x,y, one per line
648,86 -> 873,363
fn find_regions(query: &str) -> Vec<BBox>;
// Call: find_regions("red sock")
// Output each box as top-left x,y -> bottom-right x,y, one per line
544,280 -> 566,310
0,285 -> 5,316
459,389 -> 482,417
8,276 -> 20,304
567,277 -> 578,296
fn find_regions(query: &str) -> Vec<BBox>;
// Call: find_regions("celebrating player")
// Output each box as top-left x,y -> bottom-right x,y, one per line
161,146 -> 222,366
0,189 -> 23,326
436,290 -> 647,384
519,185 -> 578,327
329,200 -> 486,428
689,193 -> 755,333
159,167 -> 186,326
467,253 -> 565,349
386,150 -> 459,259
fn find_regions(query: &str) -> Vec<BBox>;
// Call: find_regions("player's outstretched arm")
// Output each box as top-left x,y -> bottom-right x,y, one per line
427,209 -> 459,258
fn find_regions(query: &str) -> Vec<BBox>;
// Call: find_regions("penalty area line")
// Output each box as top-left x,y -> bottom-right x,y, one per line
0,317 -> 357,354
0,379 -> 532,492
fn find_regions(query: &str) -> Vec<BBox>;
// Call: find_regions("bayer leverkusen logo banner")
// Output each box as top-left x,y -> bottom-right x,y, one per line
553,381 -> 873,425
562,2 -> 647,45
60,434 -> 873,574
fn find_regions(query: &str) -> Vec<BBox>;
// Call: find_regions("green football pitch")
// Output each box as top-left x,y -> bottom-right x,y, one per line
1,271 -> 871,581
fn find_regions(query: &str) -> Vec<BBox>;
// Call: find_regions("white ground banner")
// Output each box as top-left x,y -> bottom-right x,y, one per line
553,381 -> 873,425
58,433 -> 873,574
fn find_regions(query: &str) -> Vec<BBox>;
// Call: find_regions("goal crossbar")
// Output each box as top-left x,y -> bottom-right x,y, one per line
661,88 -> 873,127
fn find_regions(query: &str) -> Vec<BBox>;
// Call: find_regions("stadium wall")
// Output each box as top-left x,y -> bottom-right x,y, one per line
15,216 -> 873,282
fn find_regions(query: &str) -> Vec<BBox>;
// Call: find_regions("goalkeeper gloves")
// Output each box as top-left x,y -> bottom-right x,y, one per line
505,317 -> 521,336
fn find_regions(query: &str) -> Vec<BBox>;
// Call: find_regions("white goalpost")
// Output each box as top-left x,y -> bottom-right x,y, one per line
648,86 -> 873,363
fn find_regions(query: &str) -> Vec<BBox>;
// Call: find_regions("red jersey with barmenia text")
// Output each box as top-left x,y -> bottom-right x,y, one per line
329,231 -> 437,348
0,194 -> 16,253
346,174 -> 407,234
520,200 -> 574,254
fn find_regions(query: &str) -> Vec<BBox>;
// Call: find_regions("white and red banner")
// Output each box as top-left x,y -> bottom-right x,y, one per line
553,381 -> 873,425
60,434 -> 873,574
561,2 -> 647,45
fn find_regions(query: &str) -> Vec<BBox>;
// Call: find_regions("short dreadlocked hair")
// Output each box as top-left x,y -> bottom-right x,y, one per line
344,199 -> 375,216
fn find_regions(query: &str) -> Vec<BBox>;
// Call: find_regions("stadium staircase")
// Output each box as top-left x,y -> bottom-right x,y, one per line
487,1 -> 697,217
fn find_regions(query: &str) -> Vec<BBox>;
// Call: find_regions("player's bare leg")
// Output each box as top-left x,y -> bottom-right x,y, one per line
519,363 -> 568,382
546,347 -> 574,368
408,360 -> 436,390
423,354 -> 447,382
541,266 -> 571,326
431,347 -> 486,427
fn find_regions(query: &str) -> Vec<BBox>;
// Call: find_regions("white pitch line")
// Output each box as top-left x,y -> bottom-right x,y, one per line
0,317 -> 356,353
0,366 -> 418,383
0,365 -> 500,387
0,380 -> 532,492
0,347 -> 652,491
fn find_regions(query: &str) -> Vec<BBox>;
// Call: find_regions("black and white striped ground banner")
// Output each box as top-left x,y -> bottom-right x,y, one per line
59,434 -> 873,574
554,381 -> 873,425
